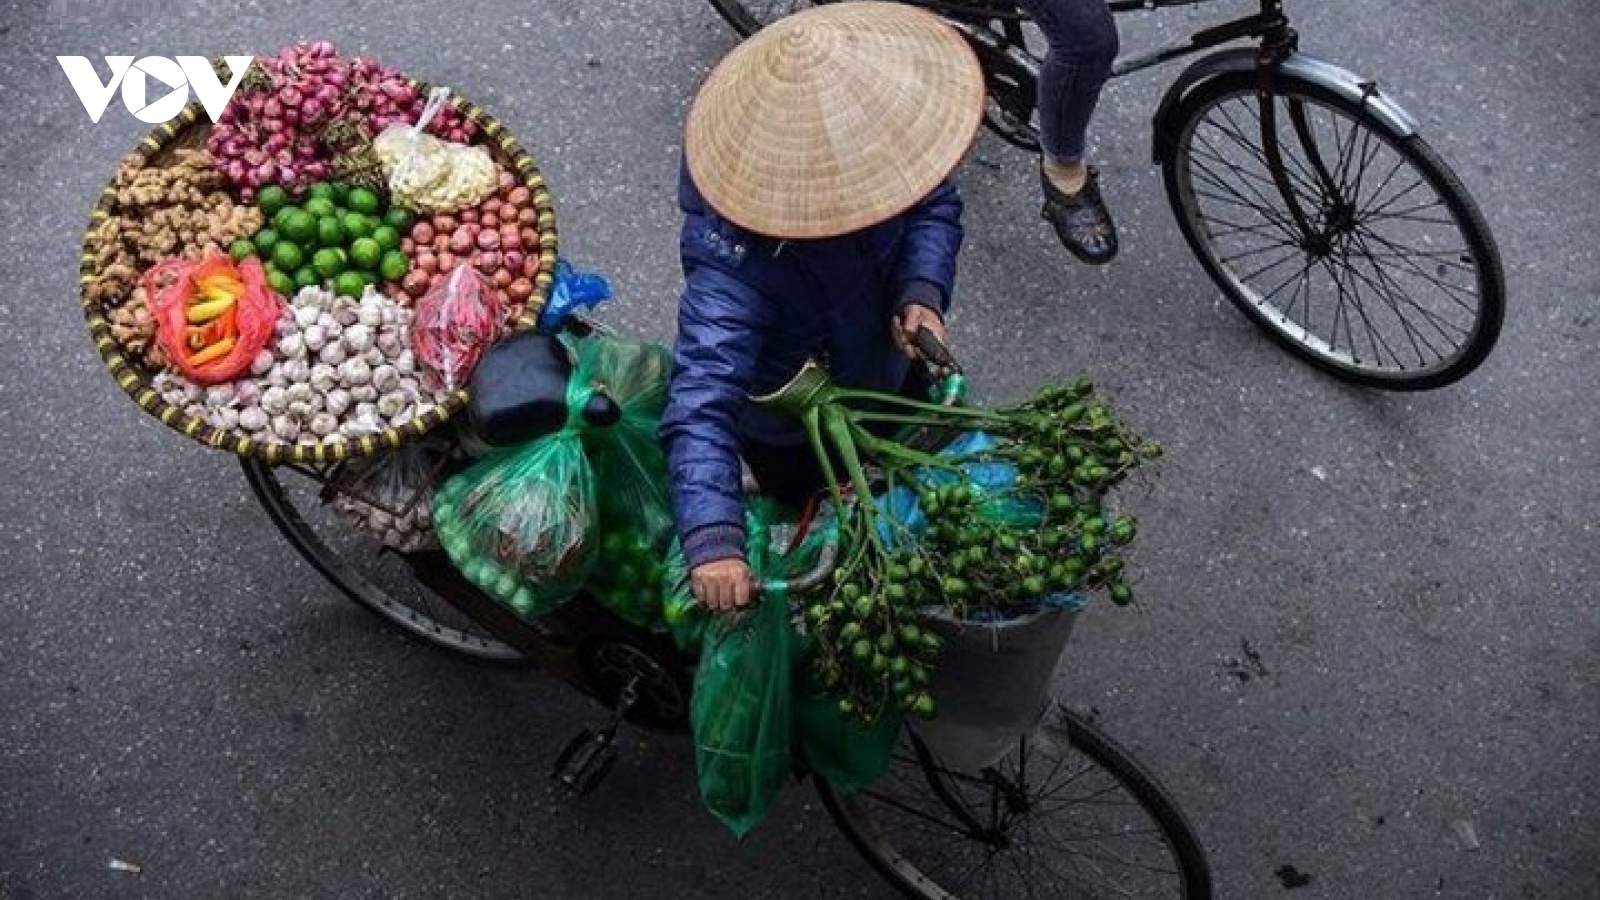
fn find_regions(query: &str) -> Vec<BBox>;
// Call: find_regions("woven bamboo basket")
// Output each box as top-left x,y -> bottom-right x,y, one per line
78,82 -> 559,466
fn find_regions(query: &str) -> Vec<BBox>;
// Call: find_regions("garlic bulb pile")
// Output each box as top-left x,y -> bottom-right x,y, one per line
152,285 -> 453,447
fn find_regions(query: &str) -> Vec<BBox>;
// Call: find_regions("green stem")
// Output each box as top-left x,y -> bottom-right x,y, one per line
829,387 -> 1008,424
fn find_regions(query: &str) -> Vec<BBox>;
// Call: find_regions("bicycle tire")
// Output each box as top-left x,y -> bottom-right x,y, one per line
817,704 -> 1212,899
1162,71 -> 1504,390
241,457 -> 528,664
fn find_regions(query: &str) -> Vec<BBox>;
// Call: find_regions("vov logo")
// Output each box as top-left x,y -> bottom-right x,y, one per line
57,56 -> 253,124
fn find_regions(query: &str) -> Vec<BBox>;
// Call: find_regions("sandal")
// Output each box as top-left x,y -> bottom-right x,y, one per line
1041,164 -> 1119,265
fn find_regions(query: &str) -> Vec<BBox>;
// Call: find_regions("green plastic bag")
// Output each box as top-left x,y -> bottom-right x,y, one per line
575,335 -> 676,627
692,587 -> 793,838
792,644 -> 901,797
432,340 -> 601,621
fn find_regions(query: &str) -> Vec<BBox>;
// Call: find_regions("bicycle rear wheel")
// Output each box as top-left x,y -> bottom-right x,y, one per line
242,457 -> 527,663
818,704 -> 1212,899
1162,72 -> 1504,389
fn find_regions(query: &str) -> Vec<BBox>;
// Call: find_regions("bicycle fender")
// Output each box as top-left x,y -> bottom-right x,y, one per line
1150,49 -> 1421,164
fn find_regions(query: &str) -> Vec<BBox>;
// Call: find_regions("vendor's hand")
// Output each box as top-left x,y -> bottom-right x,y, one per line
691,558 -> 755,612
894,304 -> 950,375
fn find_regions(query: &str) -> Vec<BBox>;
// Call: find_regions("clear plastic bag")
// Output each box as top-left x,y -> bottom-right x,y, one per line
412,262 -> 506,391
331,438 -> 450,553
373,87 -> 498,214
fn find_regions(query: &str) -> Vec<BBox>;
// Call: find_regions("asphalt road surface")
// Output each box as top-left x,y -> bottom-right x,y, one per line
2,1 -> 1596,898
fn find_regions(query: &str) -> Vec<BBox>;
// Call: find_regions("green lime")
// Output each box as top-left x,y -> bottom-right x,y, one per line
378,249 -> 410,282
371,225 -> 400,252
340,212 -> 373,241
266,269 -> 296,298
382,207 -> 415,231
272,204 -> 301,231
281,210 -> 316,245
316,215 -> 346,248
252,228 -> 279,255
329,181 -> 352,205
347,187 -> 381,215
228,239 -> 255,262
257,185 -> 290,218
270,241 -> 304,272
293,266 -> 320,289
306,182 -> 335,202
312,247 -> 347,278
333,271 -> 367,298
348,237 -> 382,271
304,197 -> 337,219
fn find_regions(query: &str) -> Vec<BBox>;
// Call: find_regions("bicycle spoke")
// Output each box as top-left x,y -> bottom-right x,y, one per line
1353,228 -> 1481,315
1319,252 -> 1406,366
1217,98 -> 1325,202
1344,232 -> 1470,347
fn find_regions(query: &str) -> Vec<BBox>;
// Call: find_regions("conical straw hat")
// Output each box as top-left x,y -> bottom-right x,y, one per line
685,1 -> 985,239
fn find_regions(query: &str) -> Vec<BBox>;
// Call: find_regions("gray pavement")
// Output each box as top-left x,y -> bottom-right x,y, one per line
2,0 -> 1597,898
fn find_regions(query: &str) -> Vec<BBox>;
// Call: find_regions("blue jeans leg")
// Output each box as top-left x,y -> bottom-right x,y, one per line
1012,0 -> 1119,163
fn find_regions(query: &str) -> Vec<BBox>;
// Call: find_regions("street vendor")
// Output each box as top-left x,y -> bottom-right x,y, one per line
660,1 -> 988,612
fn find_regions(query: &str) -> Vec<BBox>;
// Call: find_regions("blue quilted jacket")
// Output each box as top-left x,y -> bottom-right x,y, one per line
660,164 -> 964,567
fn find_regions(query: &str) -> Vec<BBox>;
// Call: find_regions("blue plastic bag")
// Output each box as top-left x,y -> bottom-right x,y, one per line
537,259 -> 612,333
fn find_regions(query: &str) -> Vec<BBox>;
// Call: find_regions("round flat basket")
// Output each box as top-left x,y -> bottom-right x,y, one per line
79,81 -> 558,466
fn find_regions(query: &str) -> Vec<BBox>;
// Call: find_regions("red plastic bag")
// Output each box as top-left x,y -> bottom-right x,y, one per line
412,262 -> 506,391
148,254 -> 281,385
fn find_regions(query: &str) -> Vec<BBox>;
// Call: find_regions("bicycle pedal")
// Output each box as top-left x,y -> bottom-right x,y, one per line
551,727 -> 619,796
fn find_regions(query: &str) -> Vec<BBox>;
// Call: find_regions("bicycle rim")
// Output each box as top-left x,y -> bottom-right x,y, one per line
241,457 -> 526,663
818,705 -> 1211,899
1165,74 -> 1504,389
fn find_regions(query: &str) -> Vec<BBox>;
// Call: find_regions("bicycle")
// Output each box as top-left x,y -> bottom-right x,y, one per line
239,323 -> 1214,899
706,0 -> 1505,390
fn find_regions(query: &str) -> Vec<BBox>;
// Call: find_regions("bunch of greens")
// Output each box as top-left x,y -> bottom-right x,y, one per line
762,363 -> 1161,727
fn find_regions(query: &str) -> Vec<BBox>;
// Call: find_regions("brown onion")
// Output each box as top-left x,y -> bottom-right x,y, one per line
507,186 -> 530,207
400,237 -> 415,255
481,213 -> 499,230
502,250 -> 525,273
476,230 -> 501,252
438,251 -> 456,272
459,209 -> 479,225
435,215 -> 457,233
507,277 -> 534,303
523,256 -> 541,277
500,228 -> 522,251
402,271 -> 430,297
498,171 -> 516,189
492,269 -> 514,289
477,250 -> 502,272
517,208 -> 538,226
416,250 -> 438,273
449,231 -> 474,254
412,222 -> 435,245
482,197 -> 502,215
